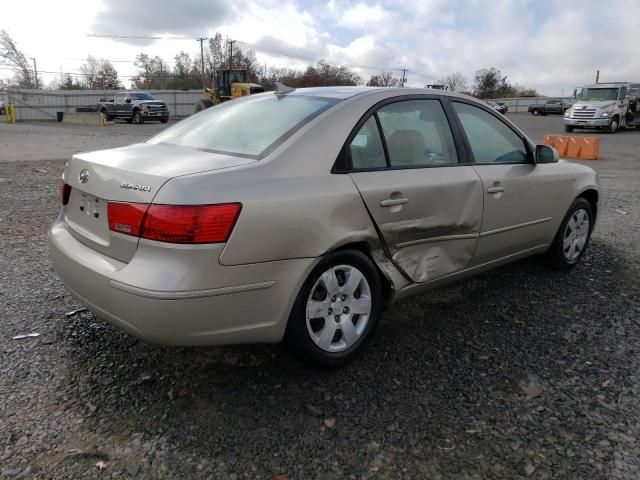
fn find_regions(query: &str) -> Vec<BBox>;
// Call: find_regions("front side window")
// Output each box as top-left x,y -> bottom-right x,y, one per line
149,94 -> 338,158
377,100 -> 458,167
349,117 -> 386,169
452,102 -> 529,164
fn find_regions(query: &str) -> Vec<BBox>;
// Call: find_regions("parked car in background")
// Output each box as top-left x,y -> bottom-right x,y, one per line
487,101 -> 508,114
98,91 -> 169,124
528,99 -> 573,116
0,100 -> 6,116
49,87 -> 598,367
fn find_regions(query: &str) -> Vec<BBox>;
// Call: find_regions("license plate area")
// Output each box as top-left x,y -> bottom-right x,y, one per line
78,192 -> 103,219
578,121 -> 586,125
65,189 -> 110,246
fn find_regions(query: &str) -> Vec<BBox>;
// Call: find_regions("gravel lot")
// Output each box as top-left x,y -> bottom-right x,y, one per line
1,115 -> 639,479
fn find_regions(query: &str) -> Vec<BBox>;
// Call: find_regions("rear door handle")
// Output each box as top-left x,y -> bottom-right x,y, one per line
487,186 -> 505,194
380,197 -> 409,207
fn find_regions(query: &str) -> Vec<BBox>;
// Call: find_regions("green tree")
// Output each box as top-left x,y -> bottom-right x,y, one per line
473,67 -> 511,99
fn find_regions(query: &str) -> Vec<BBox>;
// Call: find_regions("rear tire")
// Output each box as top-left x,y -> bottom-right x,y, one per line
544,198 -> 593,269
564,125 -> 574,133
285,250 -> 382,368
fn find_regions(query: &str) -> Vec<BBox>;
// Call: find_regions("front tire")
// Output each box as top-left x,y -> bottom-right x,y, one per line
606,116 -> 619,134
531,109 -> 540,116
195,99 -> 215,113
285,250 -> 382,368
160,116 -> 169,123
544,198 -> 593,269
564,125 -> 574,133
132,110 -> 144,124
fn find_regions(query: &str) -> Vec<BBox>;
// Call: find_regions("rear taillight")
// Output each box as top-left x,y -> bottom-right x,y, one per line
107,202 -> 241,244
143,203 -> 242,243
60,182 -> 71,205
107,202 -> 147,236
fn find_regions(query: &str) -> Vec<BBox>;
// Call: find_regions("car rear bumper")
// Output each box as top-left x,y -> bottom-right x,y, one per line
564,118 -> 610,127
48,217 -> 315,346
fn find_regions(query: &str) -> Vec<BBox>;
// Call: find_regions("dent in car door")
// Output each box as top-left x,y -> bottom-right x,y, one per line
347,98 -> 484,283
351,169 -> 483,282
451,101 -> 568,265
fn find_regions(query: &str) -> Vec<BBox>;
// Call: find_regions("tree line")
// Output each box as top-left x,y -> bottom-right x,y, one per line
1,29 -> 539,97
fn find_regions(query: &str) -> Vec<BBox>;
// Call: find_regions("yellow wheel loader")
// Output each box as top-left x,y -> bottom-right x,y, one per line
195,69 -> 265,113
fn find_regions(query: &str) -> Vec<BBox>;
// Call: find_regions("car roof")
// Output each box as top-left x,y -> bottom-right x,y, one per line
286,87 -> 378,99
283,86 -> 470,101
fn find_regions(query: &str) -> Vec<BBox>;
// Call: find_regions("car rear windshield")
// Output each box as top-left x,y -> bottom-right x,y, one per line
148,94 -> 338,158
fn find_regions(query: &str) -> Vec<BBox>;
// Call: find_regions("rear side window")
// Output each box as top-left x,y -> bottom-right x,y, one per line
377,100 -> 458,167
452,102 -> 529,164
149,94 -> 338,159
349,117 -> 387,169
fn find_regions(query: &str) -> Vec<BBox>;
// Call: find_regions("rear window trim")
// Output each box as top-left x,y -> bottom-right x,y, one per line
148,94 -> 341,160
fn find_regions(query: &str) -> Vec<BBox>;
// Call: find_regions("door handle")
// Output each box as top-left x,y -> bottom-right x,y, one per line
380,197 -> 409,207
487,186 -> 505,194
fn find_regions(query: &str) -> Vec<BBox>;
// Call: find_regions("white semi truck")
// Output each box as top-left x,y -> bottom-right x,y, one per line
564,82 -> 640,133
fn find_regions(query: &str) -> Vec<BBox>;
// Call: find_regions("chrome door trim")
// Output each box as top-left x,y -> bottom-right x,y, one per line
479,217 -> 552,237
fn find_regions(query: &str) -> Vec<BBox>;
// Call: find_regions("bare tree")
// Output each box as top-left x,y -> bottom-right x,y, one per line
79,56 -> 121,89
367,71 -> 401,87
0,30 -> 34,88
436,72 -> 467,92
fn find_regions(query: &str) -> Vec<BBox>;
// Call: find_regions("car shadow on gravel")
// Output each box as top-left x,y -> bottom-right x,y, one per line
57,241 -> 640,477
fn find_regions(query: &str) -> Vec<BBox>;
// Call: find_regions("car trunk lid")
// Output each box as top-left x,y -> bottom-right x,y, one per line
62,142 -> 255,262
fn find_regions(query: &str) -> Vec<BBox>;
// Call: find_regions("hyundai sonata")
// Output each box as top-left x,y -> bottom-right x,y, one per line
49,87 -> 598,366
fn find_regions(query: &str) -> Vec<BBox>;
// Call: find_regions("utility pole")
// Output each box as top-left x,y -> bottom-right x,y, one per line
197,37 -> 207,89
401,69 -> 406,87
595,70 -> 600,84
31,57 -> 38,89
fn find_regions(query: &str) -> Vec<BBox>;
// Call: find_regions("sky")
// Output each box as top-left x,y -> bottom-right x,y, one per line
1,0 -> 639,95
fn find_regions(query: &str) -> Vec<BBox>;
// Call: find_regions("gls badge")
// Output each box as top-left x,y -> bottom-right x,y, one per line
120,182 -> 151,192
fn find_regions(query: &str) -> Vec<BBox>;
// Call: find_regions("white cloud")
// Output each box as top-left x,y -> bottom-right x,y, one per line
339,3 -> 388,29
1,0 -> 639,95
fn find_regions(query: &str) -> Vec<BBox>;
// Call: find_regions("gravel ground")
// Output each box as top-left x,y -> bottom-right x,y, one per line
1,115 -> 639,479
0,121 -> 172,162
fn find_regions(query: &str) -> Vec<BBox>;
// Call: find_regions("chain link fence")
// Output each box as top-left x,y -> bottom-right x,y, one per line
0,89 -> 204,121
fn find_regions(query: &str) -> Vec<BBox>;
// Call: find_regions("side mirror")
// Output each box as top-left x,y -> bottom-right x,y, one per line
125,98 -> 132,104
536,144 -> 559,164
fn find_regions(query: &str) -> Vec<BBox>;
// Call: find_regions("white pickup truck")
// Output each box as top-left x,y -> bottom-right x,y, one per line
564,82 -> 640,133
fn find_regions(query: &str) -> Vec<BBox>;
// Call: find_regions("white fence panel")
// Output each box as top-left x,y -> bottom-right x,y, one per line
0,89 -> 204,121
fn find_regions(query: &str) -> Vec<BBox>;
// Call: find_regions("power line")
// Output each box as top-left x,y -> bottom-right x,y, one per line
86,33 -> 195,40
234,39 -> 408,73
85,32 -> 411,75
